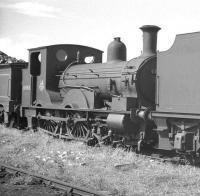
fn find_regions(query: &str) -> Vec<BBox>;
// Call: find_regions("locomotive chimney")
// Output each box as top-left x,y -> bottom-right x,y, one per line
140,25 -> 161,56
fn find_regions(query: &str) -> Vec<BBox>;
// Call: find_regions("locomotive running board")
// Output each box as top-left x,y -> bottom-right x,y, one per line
22,106 -> 132,115
151,111 -> 200,120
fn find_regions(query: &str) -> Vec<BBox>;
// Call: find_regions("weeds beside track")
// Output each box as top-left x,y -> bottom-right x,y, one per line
0,163 -> 111,196
1,126 -> 200,195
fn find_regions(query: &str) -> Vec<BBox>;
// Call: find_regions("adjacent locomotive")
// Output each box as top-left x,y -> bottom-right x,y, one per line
1,25 -> 200,159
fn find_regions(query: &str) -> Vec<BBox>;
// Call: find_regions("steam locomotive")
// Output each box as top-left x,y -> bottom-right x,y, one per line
1,25 -> 200,157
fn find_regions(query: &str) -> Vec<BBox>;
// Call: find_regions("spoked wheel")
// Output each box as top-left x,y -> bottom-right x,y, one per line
70,121 -> 91,140
37,108 -> 92,141
39,119 -> 55,133
38,114 -> 91,141
39,119 -> 66,138
63,112 -> 91,141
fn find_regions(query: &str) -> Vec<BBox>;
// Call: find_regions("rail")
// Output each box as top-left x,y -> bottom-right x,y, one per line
0,163 -> 112,196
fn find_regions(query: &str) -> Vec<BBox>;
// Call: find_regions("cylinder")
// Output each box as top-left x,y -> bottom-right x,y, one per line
140,25 -> 161,56
107,114 -> 126,132
107,113 -> 138,134
107,37 -> 126,62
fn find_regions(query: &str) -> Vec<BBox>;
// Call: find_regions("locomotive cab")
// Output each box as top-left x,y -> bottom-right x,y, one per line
21,44 -> 103,108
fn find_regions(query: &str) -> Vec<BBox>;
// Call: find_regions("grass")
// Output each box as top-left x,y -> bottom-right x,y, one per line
1,126 -> 200,195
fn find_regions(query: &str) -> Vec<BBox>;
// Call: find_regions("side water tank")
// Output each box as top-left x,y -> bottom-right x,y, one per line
107,37 -> 126,62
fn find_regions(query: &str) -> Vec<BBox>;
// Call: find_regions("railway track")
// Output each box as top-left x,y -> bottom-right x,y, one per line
0,163 -> 112,196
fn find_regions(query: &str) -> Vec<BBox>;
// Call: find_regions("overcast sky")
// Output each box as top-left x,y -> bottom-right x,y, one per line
1,0 -> 200,61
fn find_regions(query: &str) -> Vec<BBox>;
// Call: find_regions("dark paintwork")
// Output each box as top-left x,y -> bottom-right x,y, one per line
60,55 -> 157,109
1,26 -> 163,153
22,44 -> 103,108
156,32 -> 200,114
140,25 -> 161,56
0,63 -> 27,112
8,25 -> 200,154
125,56 -> 157,107
20,26 -> 160,143
152,32 -> 200,152
18,25 -> 200,154
107,37 -> 126,62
